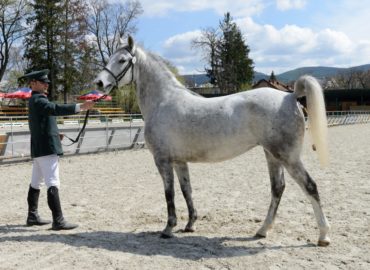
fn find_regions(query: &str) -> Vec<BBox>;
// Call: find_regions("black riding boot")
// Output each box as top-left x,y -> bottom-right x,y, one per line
26,185 -> 51,226
47,186 -> 78,230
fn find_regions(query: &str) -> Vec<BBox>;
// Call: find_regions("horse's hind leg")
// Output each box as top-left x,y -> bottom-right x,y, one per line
154,157 -> 177,238
256,150 -> 285,238
174,162 -> 197,232
284,160 -> 330,246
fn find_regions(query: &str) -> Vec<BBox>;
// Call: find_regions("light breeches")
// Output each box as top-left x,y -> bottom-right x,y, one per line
31,154 -> 60,189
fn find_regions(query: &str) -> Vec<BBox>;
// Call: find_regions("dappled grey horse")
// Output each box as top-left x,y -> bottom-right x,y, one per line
95,36 -> 331,246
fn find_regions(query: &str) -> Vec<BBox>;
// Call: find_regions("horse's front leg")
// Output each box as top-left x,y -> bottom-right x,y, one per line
174,162 -> 197,232
155,157 -> 177,238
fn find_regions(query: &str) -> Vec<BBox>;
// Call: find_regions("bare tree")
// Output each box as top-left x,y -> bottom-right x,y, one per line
363,70 -> 370,89
192,27 -> 220,85
2,45 -> 28,89
60,0 -> 91,102
8,45 -> 27,72
323,76 -> 339,89
0,0 -> 29,82
86,0 -> 143,66
335,68 -> 357,89
353,70 -> 370,89
325,69 -> 370,90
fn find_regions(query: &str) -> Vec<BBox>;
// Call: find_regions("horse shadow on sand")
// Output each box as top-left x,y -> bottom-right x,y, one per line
0,225 -> 316,260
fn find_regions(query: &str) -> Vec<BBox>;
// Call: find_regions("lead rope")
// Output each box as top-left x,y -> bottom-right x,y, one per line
62,95 -> 107,146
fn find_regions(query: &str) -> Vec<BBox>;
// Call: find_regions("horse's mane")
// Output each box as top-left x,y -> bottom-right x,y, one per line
139,47 -> 203,97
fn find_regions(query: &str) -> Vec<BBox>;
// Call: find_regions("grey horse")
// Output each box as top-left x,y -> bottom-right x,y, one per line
95,36 -> 330,246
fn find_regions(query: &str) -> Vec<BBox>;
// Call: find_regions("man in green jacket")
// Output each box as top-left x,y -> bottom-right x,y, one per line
21,69 -> 95,230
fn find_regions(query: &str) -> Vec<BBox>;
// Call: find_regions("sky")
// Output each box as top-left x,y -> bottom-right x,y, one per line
126,0 -> 370,75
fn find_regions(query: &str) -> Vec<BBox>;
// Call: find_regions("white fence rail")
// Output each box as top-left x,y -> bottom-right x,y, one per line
1,111 -> 370,163
0,113 -> 144,163
326,111 -> 370,126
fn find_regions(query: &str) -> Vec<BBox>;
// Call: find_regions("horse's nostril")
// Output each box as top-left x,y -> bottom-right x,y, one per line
96,80 -> 103,88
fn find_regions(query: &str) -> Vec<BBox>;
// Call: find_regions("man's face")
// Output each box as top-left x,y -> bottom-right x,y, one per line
30,80 -> 49,93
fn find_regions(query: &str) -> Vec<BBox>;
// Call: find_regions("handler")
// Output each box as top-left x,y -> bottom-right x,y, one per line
20,69 -> 95,230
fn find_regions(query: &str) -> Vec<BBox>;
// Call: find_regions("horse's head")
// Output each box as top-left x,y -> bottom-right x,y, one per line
95,36 -> 137,93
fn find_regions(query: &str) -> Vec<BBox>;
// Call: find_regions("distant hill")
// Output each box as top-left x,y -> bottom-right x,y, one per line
253,71 -> 269,82
183,74 -> 210,86
276,64 -> 370,83
182,64 -> 370,85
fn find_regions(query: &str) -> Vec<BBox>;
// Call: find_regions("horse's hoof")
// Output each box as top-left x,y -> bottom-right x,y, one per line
184,226 -> 195,233
318,239 -> 330,247
255,228 -> 267,238
255,233 -> 266,239
160,232 -> 174,239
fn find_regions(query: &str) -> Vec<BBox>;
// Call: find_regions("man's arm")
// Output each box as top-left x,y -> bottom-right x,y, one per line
36,96 -> 95,116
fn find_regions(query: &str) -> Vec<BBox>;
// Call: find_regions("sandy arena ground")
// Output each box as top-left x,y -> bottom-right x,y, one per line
0,124 -> 369,269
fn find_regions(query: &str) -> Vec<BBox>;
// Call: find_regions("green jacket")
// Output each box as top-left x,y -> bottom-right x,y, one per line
28,92 -> 77,158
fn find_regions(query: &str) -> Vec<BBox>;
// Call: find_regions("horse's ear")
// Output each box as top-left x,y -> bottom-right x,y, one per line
128,35 -> 136,52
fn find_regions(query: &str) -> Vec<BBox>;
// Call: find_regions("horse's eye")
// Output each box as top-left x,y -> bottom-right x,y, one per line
119,59 -> 125,64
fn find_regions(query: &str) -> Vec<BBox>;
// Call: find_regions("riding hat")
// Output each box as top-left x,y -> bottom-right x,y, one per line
19,69 -> 50,83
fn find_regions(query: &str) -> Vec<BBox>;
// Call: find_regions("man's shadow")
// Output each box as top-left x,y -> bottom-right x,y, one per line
0,225 -> 315,260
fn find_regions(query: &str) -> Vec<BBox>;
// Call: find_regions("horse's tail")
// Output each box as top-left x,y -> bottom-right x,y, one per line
294,75 -> 329,167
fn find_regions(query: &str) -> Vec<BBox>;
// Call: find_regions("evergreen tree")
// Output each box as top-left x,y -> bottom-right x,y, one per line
24,0 -> 64,100
217,12 -> 254,93
270,71 -> 277,81
24,0 -> 90,102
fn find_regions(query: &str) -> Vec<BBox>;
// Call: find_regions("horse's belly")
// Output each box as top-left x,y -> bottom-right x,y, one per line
187,145 -> 257,162
171,135 -> 258,163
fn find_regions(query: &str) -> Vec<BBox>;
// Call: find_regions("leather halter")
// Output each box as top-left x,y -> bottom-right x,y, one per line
103,49 -> 136,88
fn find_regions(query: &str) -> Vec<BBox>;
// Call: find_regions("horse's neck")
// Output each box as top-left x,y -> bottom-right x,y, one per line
134,49 -> 183,117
